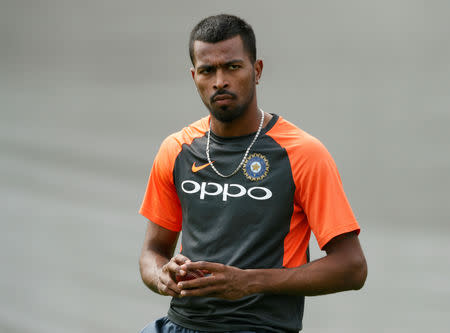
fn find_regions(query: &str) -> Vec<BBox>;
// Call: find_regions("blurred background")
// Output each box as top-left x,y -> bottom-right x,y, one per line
1,0 -> 449,332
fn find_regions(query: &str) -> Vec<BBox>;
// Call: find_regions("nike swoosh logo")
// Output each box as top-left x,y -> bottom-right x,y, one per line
192,161 -> 214,173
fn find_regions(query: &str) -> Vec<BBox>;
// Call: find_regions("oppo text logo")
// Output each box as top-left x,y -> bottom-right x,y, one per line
181,180 -> 272,201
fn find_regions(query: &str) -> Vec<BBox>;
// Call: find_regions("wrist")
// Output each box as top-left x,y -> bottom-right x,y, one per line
243,269 -> 266,295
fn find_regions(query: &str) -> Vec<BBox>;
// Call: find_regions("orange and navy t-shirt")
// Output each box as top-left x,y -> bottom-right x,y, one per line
139,114 -> 360,332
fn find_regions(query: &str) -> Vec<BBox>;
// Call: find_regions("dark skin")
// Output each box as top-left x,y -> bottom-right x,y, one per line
139,35 -> 367,299
140,223 -> 367,299
190,36 -> 272,136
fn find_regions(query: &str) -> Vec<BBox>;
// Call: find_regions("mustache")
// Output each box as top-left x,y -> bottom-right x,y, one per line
210,90 -> 237,104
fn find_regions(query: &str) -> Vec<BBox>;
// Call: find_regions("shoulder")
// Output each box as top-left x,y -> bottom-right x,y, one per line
159,116 -> 209,156
266,115 -> 330,161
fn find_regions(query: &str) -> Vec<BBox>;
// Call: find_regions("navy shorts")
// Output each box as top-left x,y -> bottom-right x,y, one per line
139,316 -> 273,333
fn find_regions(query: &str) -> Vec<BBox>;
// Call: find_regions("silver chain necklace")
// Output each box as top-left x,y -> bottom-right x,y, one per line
206,109 -> 265,178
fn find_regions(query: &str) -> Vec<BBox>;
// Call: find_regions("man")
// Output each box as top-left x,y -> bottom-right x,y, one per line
139,14 -> 367,333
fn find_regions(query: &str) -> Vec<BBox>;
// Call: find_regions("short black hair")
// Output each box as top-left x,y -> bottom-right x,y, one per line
189,14 -> 256,65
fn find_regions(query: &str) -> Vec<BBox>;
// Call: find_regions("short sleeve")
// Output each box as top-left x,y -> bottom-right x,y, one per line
139,136 -> 182,232
296,140 -> 360,249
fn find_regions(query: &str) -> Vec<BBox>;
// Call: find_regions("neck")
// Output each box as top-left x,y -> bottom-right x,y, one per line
210,101 -> 272,137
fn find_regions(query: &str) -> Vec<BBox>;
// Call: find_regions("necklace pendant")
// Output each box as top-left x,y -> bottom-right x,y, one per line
206,109 -> 265,178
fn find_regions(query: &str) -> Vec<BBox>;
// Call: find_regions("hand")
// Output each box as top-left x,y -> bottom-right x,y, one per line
177,261 -> 250,300
158,254 -> 191,297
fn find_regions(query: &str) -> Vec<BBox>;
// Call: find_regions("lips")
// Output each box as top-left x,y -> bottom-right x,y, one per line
214,94 -> 234,101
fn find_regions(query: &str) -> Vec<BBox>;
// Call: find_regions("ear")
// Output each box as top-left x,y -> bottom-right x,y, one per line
190,67 -> 195,81
254,59 -> 263,84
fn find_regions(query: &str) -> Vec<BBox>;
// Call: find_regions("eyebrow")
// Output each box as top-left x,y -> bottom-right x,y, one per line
224,59 -> 244,66
196,59 -> 245,70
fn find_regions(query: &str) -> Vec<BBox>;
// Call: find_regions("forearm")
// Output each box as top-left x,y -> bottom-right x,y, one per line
139,221 -> 181,295
139,250 -> 170,294
246,252 -> 367,296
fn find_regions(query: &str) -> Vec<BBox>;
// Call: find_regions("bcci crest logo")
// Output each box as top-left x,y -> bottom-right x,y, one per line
243,153 -> 269,181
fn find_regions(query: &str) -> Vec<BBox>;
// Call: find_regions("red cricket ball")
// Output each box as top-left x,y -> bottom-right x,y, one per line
175,269 -> 205,282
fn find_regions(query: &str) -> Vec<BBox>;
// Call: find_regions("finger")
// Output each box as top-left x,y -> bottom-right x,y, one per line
165,258 -> 185,276
158,282 -> 181,297
172,255 -> 193,276
159,274 -> 181,294
180,284 -> 224,298
177,275 -> 218,290
183,261 -> 224,272
173,254 -> 191,265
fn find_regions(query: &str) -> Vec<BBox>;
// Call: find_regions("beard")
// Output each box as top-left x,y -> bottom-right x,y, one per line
206,86 -> 255,123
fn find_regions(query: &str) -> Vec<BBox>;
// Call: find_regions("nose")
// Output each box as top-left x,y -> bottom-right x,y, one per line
213,70 -> 229,90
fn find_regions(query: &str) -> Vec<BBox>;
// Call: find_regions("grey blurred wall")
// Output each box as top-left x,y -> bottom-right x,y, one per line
1,1 -> 449,332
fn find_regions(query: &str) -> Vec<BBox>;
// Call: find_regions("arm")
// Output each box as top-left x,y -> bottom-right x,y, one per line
177,231 -> 367,299
251,231 -> 367,296
139,221 -> 189,297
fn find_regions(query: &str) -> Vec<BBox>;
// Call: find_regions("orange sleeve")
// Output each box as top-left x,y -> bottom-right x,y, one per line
295,138 -> 360,249
139,135 -> 182,232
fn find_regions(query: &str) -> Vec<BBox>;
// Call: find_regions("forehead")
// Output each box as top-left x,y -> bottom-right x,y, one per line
193,35 -> 249,66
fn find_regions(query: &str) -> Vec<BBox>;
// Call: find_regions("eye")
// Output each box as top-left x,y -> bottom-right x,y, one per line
229,64 -> 240,70
199,67 -> 213,74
